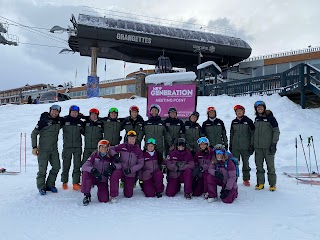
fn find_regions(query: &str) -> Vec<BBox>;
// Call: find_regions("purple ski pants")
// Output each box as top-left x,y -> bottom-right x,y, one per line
142,170 -> 164,197
110,169 -> 136,198
81,171 -> 109,203
193,171 -> 209,197
166,168 -> 193,197
207,174 -> 238,204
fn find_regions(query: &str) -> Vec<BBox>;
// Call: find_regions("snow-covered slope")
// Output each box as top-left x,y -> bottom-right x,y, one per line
0,94 -> 320,240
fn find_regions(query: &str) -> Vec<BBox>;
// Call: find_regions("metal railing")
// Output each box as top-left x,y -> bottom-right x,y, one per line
201,63 -> 320,108
242,46 -> 319,62
81,6 -> 236,37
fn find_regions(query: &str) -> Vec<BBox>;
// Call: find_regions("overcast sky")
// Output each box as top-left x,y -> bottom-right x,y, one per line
0,0 -> 319,90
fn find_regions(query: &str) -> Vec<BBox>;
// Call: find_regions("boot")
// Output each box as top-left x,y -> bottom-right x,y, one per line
255,184 -> 264,190
243,180 -> 250,187
39,189 -> 46,195
184,193 -> 192,200
269,185 -> 276,191
83,193 -> 91,206
46,186 -> 58,193
73,183 -> 81,191
62,183 -> 68,190
110,197 -> 118,203
156,192 -> 162,198
207,197 -> 218,203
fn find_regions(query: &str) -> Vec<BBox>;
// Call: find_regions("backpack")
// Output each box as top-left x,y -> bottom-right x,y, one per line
223,157 -> 240,177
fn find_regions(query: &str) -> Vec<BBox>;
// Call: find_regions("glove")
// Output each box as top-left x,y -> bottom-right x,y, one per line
220,189 -> 230,199
32,148 -> 39,156
139,180 -> 143,190
249,146 -> 254,155
175,162 -> 185,171
214,170 -> 224,181
169,145 -> 175,151
270,144 -> 277,155
103,163 -> 116,177
113,153 -> 121,163
192,166 -> 203,177
224,144 -> 228,151
91,168 -> 102,182
161,165 -> 167,174
124,168 -> 132,175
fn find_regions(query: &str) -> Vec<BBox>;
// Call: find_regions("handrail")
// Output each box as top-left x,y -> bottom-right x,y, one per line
243,46 -> 320,62
81,6 -> 236,37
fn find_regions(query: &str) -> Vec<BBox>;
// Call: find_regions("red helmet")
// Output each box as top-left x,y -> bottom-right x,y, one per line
234,105 -> 245,112
129,105 -> 139,112
89,108 -> 99,115
207,106 -> 215,112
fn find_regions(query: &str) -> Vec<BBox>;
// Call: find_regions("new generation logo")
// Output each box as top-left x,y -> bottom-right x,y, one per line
150,87 -> 193,97
116,33 -> 152,44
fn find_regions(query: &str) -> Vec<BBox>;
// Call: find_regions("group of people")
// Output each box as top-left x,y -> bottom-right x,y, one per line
31,100 -> 280,205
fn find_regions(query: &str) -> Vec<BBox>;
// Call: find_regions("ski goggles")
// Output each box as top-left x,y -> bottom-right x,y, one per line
207,106 -> 215,112
70,105 -> 80,112
215,149 -> 225,155
89,108 -> 99,115
197,137 -> 209,145
254,101 -> 265,108
98,140 -> 110,146
51,104 -> 61,112
109,107 -> 118,113
146,138 -> 156,145
127,130 -> 137,137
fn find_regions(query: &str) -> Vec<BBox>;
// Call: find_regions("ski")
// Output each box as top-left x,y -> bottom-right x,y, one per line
283,172 -> 320,178
295,177 -> 320,185
0,168 -> 20,175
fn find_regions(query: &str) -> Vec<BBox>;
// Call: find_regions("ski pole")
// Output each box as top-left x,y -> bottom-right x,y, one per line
299,135 -> 312,184
20,133 -> 22,173
24,133 -> 26,172
307,137 -> 312,186
295,137 -> 298,184
310,136 -> 319,174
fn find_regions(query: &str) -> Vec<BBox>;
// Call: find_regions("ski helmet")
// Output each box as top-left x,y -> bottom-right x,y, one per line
89,108 -> 99,116
109,107 -> 118,113
129,105 -> 139,112
176,138 -> 186,149
197,137 -> 210,145
127,130 -> 137,137
150,104 -> 160,112
234,105 -> 245,112
146,138 -> 156,145
97,139 -> 110,151
50,104 -> 61,113
69,105 -> 80,114
168,107 -> 177,114
207,106 -> 215,112
190,111 -> 200,119
254,101 -> 266,110
213,144 -> 225,151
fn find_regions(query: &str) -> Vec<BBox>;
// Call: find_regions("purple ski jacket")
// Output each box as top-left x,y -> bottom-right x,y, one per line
166,149 -> 194,178
194,148 -> 214,177
82,148 -> 121,182
208,158 -> 238,190
138,151 -> 161,181
114,143 -> 144,177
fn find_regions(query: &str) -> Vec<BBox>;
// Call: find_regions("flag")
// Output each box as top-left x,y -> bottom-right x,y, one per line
104,61 -> 106,72
124,61 -> 126,68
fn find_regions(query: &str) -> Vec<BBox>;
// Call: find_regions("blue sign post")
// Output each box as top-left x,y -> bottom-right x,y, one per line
87,76 -> 99,98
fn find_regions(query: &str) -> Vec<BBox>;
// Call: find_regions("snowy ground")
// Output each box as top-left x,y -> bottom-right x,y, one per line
1,94 -> 320,240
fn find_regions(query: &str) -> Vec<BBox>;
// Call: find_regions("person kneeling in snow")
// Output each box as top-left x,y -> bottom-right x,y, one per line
111,130 -> 144,199
166,138 -> 194,199
207,144 -> 238,204
139,138 -> 164,198
81,140 -> 121,206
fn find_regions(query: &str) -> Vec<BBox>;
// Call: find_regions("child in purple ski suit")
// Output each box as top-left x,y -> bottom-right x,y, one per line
207,144 -> 238,204
192,137 -> 214,198
81,140 -> 121,205
111,130 -> 144,199
139,138 -> 164,198
166,138 -> 194,199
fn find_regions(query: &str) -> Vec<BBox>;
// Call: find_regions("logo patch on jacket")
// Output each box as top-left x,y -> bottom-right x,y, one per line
65,122 -> 70,125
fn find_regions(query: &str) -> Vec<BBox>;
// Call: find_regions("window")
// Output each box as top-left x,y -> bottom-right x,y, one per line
115,86 -> 121,94
121,85 -> 127,93
127,84 -> 135,93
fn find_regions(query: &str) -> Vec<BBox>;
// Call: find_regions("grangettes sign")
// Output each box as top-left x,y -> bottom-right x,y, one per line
147,84 -> 196,118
